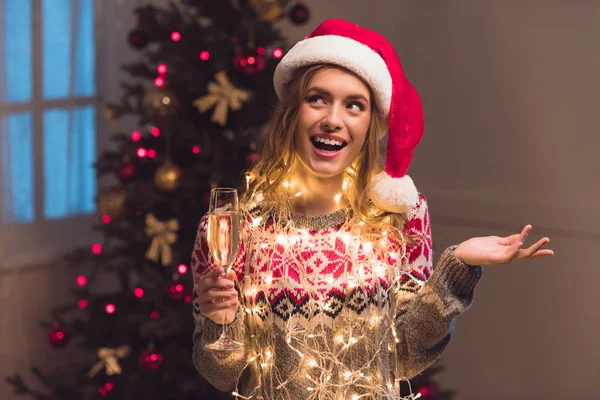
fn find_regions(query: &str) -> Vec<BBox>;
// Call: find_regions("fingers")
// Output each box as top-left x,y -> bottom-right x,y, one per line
506,240 -> 524,262
516,236 -> 553,260
197,268 -> 235,294
519,225 -> 532,244
201,298 -> 238,312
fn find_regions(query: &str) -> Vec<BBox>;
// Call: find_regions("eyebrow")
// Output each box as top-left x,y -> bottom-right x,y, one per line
307,87 -> 370,105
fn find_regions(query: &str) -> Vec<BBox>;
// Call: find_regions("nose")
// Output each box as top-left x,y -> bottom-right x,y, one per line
321,104 -> 342,132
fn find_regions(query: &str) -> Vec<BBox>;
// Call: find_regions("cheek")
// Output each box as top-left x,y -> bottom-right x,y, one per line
352,117 -> 371,147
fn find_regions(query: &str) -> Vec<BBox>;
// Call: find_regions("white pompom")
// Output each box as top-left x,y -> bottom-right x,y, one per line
368,172 -> 419,213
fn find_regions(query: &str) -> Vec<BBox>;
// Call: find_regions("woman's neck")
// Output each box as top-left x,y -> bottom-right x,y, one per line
289,169 -> 346,217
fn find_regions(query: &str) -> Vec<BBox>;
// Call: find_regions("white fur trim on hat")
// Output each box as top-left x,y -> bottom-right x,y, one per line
368,172 -> 419,213
274,35 -> 393,114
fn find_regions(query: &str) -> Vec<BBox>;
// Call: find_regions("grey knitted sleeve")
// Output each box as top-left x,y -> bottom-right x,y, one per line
192,310 -> 248,392
392,245 -> 483,379
190,216 -> 249,392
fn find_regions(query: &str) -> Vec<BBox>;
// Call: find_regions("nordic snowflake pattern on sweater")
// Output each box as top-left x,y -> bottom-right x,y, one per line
191,194 -> 482,399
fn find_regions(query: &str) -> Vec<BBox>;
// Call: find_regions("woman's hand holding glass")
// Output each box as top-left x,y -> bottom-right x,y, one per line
196,267 -> 239,325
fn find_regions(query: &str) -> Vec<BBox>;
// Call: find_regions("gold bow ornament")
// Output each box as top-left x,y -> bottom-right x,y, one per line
87,345 -> 131,377
145,213 -> 179,266
193,71 -> 250,127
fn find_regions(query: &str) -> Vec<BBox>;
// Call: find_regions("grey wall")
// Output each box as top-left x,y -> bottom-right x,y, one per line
2,1 -> 599,399
288,1 -> 599,399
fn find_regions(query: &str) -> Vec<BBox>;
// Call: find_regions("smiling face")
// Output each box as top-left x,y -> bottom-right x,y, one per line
294,66 -> 373,179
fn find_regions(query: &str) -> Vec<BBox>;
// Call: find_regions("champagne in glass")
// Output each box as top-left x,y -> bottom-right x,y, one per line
207,211 -> 240,271
204,188 -> 244,351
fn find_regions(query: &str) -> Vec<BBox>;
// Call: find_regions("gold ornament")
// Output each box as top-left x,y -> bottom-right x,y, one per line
97,185 -> 127,219
154,161 -> 182,192
142,87 -> 180,118
249,0 -> 283,22
102,105 -> 121,134
192,71 -> 250,127
87,345 -> 130,377
145,213 -> 179,266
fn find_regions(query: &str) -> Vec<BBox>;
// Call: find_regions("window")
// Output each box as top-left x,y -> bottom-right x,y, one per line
1,0 -> 98,267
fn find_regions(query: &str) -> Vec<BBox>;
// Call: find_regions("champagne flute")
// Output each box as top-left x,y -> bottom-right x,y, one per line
204,188 -> 244,351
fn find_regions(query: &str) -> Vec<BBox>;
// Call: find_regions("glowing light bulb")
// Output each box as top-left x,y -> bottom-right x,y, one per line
134,288 -> 144,298
151,127 -> 160,137
252,217 -> 263,227
283,181 -> 290,188
192,145 -> 201,154
265,274 -> 273,285
276,234 -> 287,245
154,77 -> 165,87
147,149 -> 156,158
199,50 -> 210,60
171,31 -> 181,41
105,304 -> 116,314
101,215 -> 111,224
76,275 -> 87,286
334,193 -> 342,202
92,244 -> 102,254
131,130 -> 142,141
157,64 -> 167,74
177,264 -> 188,274
273,48 -> 283,58
136,147 -> 147,158
295,192 -> 302,197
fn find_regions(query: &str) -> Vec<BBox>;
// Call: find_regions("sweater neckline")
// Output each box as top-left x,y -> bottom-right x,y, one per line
288,207 -> 350,230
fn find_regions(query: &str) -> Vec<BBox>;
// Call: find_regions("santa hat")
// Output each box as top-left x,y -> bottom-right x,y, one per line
273,19 -> 424,213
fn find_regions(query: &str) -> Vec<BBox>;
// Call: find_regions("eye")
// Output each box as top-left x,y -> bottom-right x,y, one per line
347,102 -> 365,112
307,95 -> 326,105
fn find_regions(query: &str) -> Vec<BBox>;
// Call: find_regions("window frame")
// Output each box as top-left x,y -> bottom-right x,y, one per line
0,0 -> 110,270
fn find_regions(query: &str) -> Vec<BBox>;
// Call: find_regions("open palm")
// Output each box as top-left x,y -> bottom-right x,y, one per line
454,225 -> 554,266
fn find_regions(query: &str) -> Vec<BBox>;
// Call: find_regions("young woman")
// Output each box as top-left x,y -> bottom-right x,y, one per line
191,19 -> 553,399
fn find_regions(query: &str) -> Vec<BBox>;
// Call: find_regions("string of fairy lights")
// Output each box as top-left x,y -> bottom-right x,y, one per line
215,176 -> 425,399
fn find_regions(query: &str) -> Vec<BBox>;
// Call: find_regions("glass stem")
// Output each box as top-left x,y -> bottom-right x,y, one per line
221,266 -> 230,340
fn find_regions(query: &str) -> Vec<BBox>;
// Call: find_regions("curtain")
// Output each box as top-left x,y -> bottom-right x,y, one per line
0,0 -> 96,226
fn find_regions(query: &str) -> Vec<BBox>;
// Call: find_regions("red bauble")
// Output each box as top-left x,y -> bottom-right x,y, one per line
117,162 -> 136,182
128,29 -> 148,49
233,47 -> 266,74
288,3 -> 310,25
416,383 -> 438,398
246,152 -> 259,165
164,281 -> 191,301
48,326 -> 69,348
139,348 -> 163,370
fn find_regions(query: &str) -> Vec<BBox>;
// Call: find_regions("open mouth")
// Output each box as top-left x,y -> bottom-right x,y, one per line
310,136 -> 348,153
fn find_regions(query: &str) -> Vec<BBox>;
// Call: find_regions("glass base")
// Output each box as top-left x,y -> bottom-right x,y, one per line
205,334 -> 244,351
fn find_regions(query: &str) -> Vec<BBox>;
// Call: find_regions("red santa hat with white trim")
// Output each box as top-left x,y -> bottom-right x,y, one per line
273,19 -> 424,214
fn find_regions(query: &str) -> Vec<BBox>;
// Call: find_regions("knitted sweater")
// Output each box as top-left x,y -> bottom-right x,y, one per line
191,194 -> 482,399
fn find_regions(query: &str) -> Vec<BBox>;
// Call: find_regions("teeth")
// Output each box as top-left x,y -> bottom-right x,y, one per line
314,137 -> 344,147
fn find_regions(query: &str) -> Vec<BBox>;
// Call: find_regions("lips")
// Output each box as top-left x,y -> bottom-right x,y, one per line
310,134 -> 348,154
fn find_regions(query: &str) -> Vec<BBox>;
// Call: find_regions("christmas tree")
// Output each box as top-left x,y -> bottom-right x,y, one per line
5,1 -> 455,399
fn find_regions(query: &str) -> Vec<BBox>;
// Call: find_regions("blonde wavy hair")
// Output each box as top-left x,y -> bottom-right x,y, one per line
241,64 -> 420,247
